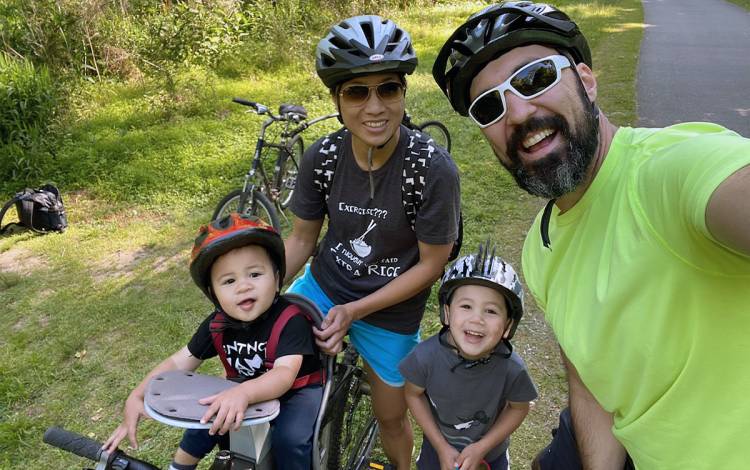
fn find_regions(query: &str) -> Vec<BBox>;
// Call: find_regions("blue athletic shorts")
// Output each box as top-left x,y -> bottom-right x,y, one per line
286,264 -> 419,387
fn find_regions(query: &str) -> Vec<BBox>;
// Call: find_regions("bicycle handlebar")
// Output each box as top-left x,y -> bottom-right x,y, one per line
232,97 -> 258,108
44,427 -> 103,461
44,426 -> 159,470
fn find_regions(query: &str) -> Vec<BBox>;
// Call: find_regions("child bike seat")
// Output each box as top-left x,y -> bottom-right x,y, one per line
144,370 -> 279,428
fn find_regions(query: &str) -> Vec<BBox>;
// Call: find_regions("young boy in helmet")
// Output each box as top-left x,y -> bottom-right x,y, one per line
103,213 -> 323,470
399,242 -> 537,470
284,14 -> 461,469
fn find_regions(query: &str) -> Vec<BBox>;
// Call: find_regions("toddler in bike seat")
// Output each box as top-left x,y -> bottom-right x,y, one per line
400,241 -> 538,470
103,212 -> 323,470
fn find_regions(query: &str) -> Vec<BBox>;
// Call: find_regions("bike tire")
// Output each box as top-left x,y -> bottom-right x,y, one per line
322,346 -> 380,470
212,189 -> 281,232
418,120 -> 452,153
345,417 -> 379,470
320,348 -> 356,470
277,135 -> 303,210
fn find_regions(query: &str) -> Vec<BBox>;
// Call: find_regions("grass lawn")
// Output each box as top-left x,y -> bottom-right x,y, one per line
726,0 -> 750,10
0,1 -> 644,468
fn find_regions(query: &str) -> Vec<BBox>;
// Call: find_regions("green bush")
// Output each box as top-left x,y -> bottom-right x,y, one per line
0,52 -> 58,182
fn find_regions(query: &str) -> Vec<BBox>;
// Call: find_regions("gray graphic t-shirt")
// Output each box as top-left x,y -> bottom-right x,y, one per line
290,127 -> 460,334
399,333 -> 538,461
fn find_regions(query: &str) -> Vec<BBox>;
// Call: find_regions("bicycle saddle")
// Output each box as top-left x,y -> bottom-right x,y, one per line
279,104 -> 307,119
145,370 -> 279,423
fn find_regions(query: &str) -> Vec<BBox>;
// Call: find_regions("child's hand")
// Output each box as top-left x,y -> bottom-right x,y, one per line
199,386 -> 251,436
436,443 -> 460,470
102,394 -> 147,453
455,442 -> 488,470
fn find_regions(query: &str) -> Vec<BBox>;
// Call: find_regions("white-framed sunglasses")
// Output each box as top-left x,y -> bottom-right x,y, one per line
468,55 -> 572,128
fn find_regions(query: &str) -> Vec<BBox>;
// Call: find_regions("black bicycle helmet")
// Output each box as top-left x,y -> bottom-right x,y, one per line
190,213 -> 285,302
315,15 -> 418,90
433,1 -> 592,116
438,241 -> 524,340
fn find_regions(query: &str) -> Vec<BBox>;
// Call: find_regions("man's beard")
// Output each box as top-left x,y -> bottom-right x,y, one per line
500,91 -> 599,199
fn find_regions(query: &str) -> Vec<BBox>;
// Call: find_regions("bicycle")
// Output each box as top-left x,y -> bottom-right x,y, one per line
212,99 -> 337,231
43,294 -> 380,470
213,99 -> 453,231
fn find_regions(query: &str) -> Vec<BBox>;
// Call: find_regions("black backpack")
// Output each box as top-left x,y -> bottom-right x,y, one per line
0,184 -> 68,234
312,127 -> 462,260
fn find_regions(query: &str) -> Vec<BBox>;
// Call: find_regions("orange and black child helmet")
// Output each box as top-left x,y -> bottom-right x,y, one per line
189,213 -> 285,301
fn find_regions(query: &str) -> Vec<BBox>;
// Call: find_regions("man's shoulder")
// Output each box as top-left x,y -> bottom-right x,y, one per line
628,122 -> 744,154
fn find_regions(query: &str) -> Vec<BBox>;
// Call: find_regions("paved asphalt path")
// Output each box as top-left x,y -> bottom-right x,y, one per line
637,0 -> 750,136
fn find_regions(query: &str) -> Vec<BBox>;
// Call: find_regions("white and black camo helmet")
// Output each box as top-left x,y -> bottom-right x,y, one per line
438,241 -> 524,339
315,15 -> 418,90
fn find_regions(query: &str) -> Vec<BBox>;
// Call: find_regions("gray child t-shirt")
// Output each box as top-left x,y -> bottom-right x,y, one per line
399,332 -> 538,461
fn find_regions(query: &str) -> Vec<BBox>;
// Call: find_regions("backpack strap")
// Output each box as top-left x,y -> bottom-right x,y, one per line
402,128 -> 436,230
209,311 -> 238,379
265,303 -> 325,389
312,127 -> 348,204
0,192 -> 29,235
403,127 -> 463,260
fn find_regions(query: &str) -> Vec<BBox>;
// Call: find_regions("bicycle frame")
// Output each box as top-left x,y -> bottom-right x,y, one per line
235,104 -> 338,218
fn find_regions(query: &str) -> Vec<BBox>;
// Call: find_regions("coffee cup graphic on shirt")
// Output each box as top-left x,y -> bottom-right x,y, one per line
350,220 -> 377,258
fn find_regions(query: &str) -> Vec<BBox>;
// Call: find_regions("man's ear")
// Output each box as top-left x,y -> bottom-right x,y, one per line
576,62 -> 598,103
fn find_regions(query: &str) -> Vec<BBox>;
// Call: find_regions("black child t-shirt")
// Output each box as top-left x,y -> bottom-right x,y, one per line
187,296 -> 321,379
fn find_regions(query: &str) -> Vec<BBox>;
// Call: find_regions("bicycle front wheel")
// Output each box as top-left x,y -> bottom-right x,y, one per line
277,135 -> 303,210
323,347 -> 379,470
418,120 -> 452,153
212,189 -> 281,232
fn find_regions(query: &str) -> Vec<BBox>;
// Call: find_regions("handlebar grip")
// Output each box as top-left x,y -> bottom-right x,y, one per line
232,97 -> 257,108
43,426 -> 103,462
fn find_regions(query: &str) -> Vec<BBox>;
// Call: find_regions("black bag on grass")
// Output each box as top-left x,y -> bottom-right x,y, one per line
0,184 -> 68,234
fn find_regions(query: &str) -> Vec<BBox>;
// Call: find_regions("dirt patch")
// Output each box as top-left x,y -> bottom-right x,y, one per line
0,247 -> 50,275
91,246 -> 153,283
152,251 -> 187,274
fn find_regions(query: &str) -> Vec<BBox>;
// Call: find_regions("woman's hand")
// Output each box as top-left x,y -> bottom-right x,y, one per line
314,303 -> 354,354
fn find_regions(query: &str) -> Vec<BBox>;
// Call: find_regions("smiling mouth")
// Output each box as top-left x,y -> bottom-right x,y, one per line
364,120 -> 387,129
522,128 -> 556,152
237,298 -> 255,310
464,330 -> 485,343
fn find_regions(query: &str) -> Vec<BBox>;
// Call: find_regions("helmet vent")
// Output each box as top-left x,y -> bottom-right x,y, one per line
330,36 -> 349,51
361,22 -> 374,48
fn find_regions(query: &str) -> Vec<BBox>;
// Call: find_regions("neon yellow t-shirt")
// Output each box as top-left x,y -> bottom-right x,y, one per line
522,123 -> 750,470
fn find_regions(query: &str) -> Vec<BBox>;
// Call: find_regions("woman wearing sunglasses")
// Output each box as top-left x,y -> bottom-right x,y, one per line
434,2 -> 750,470
283,15 -> 461,469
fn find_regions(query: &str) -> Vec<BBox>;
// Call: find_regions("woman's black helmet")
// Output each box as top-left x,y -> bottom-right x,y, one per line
432,1 -> 591,116
316,15 -> 418,90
